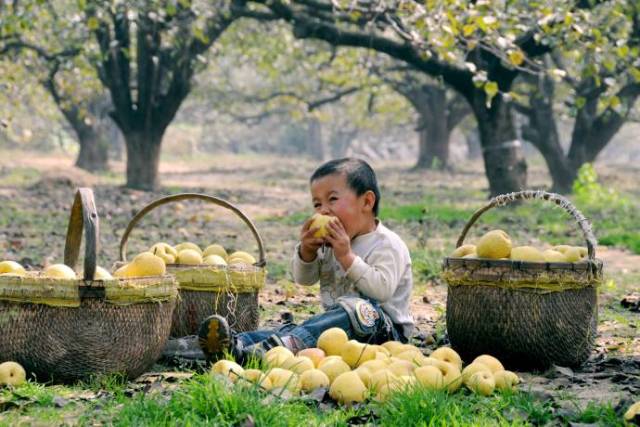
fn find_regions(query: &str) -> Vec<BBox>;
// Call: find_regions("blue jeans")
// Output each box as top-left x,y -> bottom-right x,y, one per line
236,302 -> 406,349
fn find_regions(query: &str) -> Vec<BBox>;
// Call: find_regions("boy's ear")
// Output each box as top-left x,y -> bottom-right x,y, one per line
361,190 -> 376,212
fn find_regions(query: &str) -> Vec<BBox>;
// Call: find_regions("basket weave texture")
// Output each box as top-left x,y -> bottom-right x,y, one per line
119,193 -> 266,337
442,190 -> 603,370
0,188 -> 177,383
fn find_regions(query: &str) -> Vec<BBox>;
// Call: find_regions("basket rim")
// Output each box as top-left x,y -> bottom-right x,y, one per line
443,256 -> 603,272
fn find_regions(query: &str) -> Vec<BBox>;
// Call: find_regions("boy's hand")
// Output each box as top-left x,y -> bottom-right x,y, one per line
325,219 -> 355,270
299,217 -> 324,262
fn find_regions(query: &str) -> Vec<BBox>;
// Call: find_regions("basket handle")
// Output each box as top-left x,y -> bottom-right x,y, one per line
455,190 -> 598,260
119,193 -> 266,267
64,188 -> 99,280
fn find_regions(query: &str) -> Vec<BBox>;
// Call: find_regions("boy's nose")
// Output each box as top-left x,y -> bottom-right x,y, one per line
318,206 -> 331,215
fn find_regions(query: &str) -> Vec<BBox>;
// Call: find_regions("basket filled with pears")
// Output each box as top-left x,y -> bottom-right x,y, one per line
441,191 -> 603,370
118,193 -> 266,337
0,188 -> 177,383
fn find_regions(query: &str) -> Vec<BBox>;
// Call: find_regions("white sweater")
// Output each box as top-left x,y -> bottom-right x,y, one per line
291,221 -> 414,339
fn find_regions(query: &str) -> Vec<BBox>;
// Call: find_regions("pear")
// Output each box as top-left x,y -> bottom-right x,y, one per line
370,369 -> 399,390
430,347 -> 463,371
493,370 -> 520,391
0,361 -> 26,386
297,348 -> 325,367
266,368 -> 300,393
264,346 -> 294,368
211,359 -> 244,382
93,266 -> 114,280
359,359 -> 389,374
564,246 -> 586,262
242,369 -> 272,389
115,252 -> 166,278
150,243 -> 177,264
177,249 -> 203,265
0,261 -> 26,276
203,255 -> 227,266
462,362 -> 493,384
476,230 -> 512,259
281,356 -> 315,374
510,246 -> 545,262
174,242 -> 202,255
542,249 -> 567,262
414,365 -> 445,390
387,360 -> 414,377
227,251 -> 256,266
317,327 -> 348,356
472,354 -> 504,373
309,214 -> 336,238
450,244 -> 476,258
466,371 -> 495,396
396,349 -> 423,364
340,340 -> 376,368
318,358 -> 350,384
203,244 -> 228,259
43,264 -> 77,279
299,369 -> 330,392
329,371 -> 367,405
317,355 -> 343,368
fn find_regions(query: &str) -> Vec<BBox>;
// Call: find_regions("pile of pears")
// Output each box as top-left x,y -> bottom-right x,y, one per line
450,229 -> 588,263
210,327 -> 520,405
0,259 -> 114,281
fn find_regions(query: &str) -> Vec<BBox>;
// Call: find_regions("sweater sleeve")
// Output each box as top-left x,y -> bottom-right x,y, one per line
345,240 -> 402,303
291,243 -> 321,286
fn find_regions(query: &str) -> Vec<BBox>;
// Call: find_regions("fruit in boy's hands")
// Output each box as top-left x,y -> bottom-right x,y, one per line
472,354 -> 504,373
317,327 -> 348,356
282,356 -> 315,374
493,370 -> 520,391
310,214 -> 336,238
203,255 -> 227,266
177,249 -> 203,265
510,246 -> 545,262
43,264 -> 77,279
414,365 -> 445,390
341,340 -> 376,368
542,249 -> 567,262
227,251 -> 256,266
450,244 -> 476,258
318,358 -> 350,383
174,242 -> 202,254
299,369 -> 330,392
476,230 -> 512,259
329,371 -> 368,405
466,371 -> 495,396
211,360 -> 244,381
150,243 -> 177,264
297,348 -> 325,367
203,244 -> 228,259
0,261 -> 26,276
0,361 -> 26,386
430,347 -> 463,371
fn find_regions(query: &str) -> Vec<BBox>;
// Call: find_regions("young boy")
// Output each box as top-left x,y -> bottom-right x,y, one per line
198,158 -> 414,362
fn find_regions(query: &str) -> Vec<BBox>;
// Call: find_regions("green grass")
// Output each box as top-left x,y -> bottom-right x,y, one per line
0,167 -> 41,187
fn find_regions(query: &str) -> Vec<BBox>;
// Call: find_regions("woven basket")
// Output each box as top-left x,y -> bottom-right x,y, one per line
0,188 -> 178,383
441,190 -> 603,370
119,193 -> 266,338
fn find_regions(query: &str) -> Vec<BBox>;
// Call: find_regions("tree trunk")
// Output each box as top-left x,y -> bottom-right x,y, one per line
473,94 -> 528,196
124,131 -> 162,191
415,106 -> 449,169
75,127 -> 110,172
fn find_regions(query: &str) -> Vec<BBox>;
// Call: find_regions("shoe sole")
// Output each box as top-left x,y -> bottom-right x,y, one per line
197,316 -> 231,361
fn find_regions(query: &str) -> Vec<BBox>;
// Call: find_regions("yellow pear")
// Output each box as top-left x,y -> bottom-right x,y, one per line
438,362 -> 463,393
43,264 -> 77,279
341,340 -> 376,368
375,382 -> 401,402
266,368 -> 300,393
450,244 -> 476,258
318,358 -> 351,384
113,263 -> 132,278
203,255 -> 227,266
203,244 -> 228,259
510,246 -> 545,262
463,253 -> 477,259
381,341 -> 405,355
128,252 -> 166,277
297,348 -> 325,367
388,360 -> 415,377
211,359 -> 244,381
317,355 -> 343,368
317,328 -> 348,356
330,371 -> 368,405
476,230 -> 512,259
552,245 -> 572,254
396,349 -> 423,364
354,366 -> 373,387
472,354 -> 504,373
462,362 -> 493,384
242,369 -> 271,389
466,371 -> 495,396
177,249 -> 203,265
564,246 -> 586,262
370,369 -> 399,390
309,213 -> 336,238
0,361 -> 26,386
299,369 -> 330,392
359,359 -> 389,374
493,370 -> 520,391
228,251 -> 256,265
93,266 -> 114,280
542,249 -> 567,262
0,261 -> 26,276
624,401 -> 640,422
150,243 -> 177,264
430,347 -> 463,371
414,365 -> 445,390
282,356 -> 315,374
264,346 -> 294,368
174,242 -> 202,255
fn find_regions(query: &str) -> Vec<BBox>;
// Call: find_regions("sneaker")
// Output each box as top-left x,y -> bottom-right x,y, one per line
197,314 -> 233,363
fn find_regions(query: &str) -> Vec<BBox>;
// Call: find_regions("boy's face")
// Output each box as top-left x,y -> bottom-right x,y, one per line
310,173 -> 374,239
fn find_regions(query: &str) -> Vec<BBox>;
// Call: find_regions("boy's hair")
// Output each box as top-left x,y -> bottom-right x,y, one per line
310,158 -> 380,216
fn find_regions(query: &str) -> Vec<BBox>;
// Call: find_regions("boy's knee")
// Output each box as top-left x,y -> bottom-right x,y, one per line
336,297 -> 389,339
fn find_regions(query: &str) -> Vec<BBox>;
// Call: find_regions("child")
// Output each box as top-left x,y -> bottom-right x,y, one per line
198,158 -> 414,363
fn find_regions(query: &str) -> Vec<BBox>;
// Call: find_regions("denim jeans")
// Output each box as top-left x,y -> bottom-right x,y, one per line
236,302 -> 406,349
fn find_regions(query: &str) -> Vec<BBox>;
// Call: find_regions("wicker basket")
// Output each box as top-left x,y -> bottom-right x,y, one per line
119,193 -> 266,338
441,190 -> 603,370
0,188 -> 178,383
